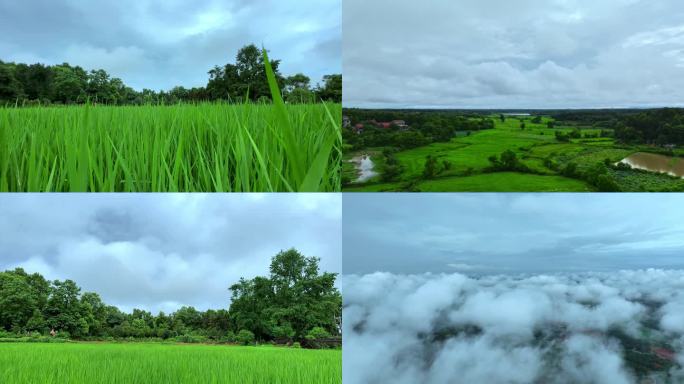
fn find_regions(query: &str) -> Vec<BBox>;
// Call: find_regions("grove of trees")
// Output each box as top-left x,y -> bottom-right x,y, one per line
0,248 -> 341,346
343,110 -> 494,151
614,108 -> 684,146
0,44 -> 342,106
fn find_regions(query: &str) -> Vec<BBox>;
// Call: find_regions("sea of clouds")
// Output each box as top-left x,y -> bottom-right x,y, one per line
343,270 -> 684,384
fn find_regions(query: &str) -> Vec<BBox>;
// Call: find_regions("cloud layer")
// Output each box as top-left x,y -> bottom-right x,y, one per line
343,270 -> 684,383
0,0 -> 341,90
0,194 -> 341,314
343,0 -> 684,108
343,193 -> 684,275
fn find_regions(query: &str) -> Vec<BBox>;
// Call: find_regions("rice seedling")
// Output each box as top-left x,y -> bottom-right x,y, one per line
0,342 -> 341,384
0,50 -> 341,192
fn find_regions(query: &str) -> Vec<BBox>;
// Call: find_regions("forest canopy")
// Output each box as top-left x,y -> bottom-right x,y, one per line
0,44 -> 342,106
0,248 -> 341,345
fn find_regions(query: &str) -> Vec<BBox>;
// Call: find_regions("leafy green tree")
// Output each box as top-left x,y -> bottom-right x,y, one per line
25,309 -> 46,332
229,249 -> 341,342
0,270 -> 38,330
316,74 -> 342,102
285,73 -> 310,93
423,155 -> 438,178
45,280 -> 88,337
0,64 -> 22,102
52,65 -> 87,104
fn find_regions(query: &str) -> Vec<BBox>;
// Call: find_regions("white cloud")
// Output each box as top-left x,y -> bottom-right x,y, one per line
344,0 -> 684,108
343,270 -> 684,383
0,193 -> 341,314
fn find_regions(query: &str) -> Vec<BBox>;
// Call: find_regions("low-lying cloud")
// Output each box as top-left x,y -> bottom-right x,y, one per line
343,270 -> 684,383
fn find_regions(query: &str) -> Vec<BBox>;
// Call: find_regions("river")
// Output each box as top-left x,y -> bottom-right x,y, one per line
349,154 -> 378,183
619,152 -> 684,178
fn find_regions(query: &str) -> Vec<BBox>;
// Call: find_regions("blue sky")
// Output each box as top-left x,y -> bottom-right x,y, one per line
0,0 -> 341,91
343,193 -> 684,274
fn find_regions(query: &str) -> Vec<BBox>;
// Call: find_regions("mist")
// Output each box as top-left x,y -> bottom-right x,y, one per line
343,270 -> 684,383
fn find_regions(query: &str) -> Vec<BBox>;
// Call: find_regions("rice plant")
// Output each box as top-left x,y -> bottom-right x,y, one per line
0,50 -> 341,192
0,342 -> 342,384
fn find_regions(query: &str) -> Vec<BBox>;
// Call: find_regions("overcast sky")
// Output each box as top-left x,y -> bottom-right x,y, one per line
0,0 -> 340,91
344,193 -> 684,275
0,194 -> 341,314
343,0 -> 684,109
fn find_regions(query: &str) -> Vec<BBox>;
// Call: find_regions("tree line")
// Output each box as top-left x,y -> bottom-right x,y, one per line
614,108 -> 684,146
343,109 -> 494,151
0,249 -> 341,346
0,44 -> 341,106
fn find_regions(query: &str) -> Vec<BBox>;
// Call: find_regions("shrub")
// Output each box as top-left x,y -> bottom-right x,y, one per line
236,330 -> 255,346
305,327 -> 331,341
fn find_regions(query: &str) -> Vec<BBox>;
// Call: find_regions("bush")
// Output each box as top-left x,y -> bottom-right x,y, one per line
236,330 -> 255,346
218,331 -> 235,344
291,342 -> 301,349
305,327 -> 331,341
173,334 -> 208,344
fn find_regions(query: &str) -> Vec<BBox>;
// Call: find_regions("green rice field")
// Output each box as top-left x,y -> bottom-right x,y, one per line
0,102 -> 341,192
0,342 -> 341,384
344,116 -> 684,192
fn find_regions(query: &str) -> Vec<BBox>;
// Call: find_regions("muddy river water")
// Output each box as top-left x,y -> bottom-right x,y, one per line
619,152 -> 684,178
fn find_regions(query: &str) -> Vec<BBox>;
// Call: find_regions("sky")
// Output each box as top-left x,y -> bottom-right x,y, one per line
0,193 -> 341,314
343,193 -> 684,275
0,0 -> 341,91
343,0 -> 684,109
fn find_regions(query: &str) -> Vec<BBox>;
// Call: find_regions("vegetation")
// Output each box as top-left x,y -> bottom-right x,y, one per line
0,249 -> 341,346
0,49 -> 341,192
343,109 -> 684,192
0,343 -> 341,384
614,108 -> 684,145
0,44 -> 341,106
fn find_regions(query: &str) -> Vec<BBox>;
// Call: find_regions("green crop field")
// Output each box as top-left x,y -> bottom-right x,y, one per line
0,342 -> 341,384
0,102 -> 341,192
0,51 -> 341,193
344,115 -> 684,192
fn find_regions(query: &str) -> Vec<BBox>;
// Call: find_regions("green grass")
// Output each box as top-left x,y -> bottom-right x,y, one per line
418,172 -> 591,192
0,342 -> 341,384
0,49 -> 341,192
343,172 -> 590,192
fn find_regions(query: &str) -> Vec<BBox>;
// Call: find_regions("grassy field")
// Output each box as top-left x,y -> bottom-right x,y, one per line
344,116 -> 684,192
344,172 -> 591,192
0,342 -> 341,384
0,102 -> 341,192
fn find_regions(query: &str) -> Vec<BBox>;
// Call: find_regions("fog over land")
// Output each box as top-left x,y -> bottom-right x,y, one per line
344,270 -> 684,384
343,194 -> 684,383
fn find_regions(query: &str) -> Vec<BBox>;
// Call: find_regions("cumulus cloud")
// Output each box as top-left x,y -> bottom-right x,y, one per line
343,270 -> 684,383
0,0 -> 341,90
0,193 -> 341,314
343,0 -> 684,108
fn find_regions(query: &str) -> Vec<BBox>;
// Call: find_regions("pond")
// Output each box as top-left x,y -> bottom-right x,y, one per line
619,152 -> 684,178
349,154 -> 378,183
